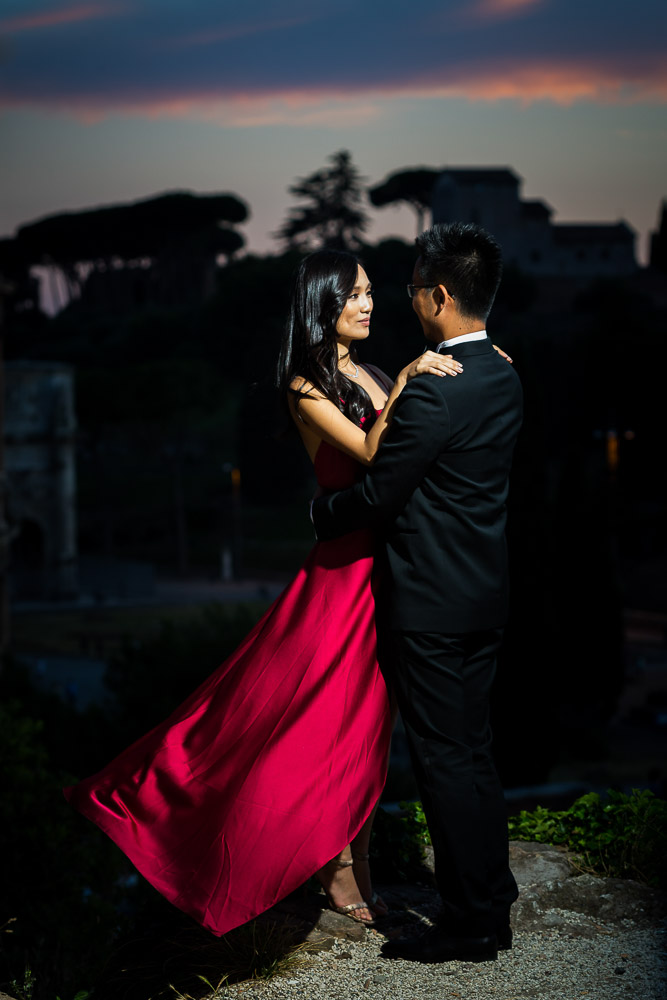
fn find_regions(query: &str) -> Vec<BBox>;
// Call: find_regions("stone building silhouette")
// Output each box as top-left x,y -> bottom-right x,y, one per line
432,168 -> 637,276
4,362 -> 78,600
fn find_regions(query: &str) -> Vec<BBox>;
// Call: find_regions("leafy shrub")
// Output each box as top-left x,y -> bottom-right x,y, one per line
508,789 -> 667,887
0,700 -> 131,1000
371,802 -> 431,881
372,790 -> 667,890
98,916 -> 308,1000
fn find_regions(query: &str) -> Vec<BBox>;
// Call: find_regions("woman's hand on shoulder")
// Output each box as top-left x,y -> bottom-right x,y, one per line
492,344 -> 513,363
397,350 -> 463,387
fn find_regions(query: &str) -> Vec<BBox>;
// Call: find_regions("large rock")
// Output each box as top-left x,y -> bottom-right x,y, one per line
267,892 -> 368,947
312,907 -> 367,942
261,842 -> 666,946
509,841 -> 667,935
509,839 -> 575,886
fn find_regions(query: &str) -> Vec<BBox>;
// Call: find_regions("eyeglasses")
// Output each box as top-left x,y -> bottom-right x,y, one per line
406,284 -> 435,299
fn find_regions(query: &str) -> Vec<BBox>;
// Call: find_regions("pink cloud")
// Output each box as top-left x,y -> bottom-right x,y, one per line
472,0 -> 544,17
452,0 -> 545,26
160,14 -> 317,49
1,54 -> 665,123
402,56 -> 667,106
0,2 -> 125,34
409,56 -> 667,105
0,86 -> 383,128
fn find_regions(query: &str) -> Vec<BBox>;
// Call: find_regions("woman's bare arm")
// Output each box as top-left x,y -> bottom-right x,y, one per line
290,350 -> 462,466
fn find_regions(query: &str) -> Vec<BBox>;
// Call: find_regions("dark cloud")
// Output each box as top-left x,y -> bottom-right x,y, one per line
1,0 -> 665,114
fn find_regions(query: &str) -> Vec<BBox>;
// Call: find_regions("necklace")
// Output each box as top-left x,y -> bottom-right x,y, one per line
341,359 -> 360,379
338,348 -> 360,378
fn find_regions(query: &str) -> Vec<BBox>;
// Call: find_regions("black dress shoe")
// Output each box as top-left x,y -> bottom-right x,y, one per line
381,926 -> 498,964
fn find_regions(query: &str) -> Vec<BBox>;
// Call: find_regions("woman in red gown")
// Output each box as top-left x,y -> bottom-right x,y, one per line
64,250 -> 458,935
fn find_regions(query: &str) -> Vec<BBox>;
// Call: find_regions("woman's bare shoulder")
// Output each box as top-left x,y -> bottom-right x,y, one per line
288,378 -> 329,425
289,375 -> 326,399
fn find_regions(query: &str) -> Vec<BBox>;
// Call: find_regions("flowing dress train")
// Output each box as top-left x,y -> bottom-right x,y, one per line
64,428 -> 391,936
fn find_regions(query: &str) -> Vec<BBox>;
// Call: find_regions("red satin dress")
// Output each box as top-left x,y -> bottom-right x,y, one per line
64,425 -> 391,936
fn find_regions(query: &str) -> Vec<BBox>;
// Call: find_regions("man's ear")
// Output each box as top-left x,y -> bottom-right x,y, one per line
433,284 -> 448,315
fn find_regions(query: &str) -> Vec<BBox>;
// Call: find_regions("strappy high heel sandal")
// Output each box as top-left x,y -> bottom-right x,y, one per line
318,856 -> 376,926
352,851 -> 389,917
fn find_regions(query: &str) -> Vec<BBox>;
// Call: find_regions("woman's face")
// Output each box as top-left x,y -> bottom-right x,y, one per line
335,265 -> 373,343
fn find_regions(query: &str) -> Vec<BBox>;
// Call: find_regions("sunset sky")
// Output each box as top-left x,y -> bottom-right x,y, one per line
1,0 -> 666,263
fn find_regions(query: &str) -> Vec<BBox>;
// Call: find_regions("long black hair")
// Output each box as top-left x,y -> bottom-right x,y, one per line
276,249 -> 375,428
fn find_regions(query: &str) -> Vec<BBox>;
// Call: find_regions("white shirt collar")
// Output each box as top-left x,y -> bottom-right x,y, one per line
437,330 -> 487,350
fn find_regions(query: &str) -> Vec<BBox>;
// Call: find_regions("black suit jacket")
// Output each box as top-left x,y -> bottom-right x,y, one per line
312,338 -> 523,633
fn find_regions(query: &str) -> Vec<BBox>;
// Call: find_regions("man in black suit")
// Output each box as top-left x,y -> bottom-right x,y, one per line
312,222 -> 523,963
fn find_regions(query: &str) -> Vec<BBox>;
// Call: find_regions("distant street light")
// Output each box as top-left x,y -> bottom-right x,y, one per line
607,429 -> 619,477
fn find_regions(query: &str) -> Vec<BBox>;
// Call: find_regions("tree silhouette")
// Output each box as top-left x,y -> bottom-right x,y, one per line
275,150 -> 368,251
11,190 -> 248,306
369,167 -> 439,236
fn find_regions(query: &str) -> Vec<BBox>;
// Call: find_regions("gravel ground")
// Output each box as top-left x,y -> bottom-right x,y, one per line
220,922 -> 666,1000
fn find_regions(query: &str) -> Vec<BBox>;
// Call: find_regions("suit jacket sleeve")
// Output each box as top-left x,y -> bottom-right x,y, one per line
312,376 -> 450,541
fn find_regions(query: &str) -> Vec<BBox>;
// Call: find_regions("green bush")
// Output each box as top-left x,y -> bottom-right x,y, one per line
372,790 -> 667,890
89,908 -> 307,1000
0,700 -> 132,1000
371,802 -> 431,881
508,789 -> 667,887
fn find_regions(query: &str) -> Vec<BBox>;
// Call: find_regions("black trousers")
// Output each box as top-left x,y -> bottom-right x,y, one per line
390,629 -> 518,936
